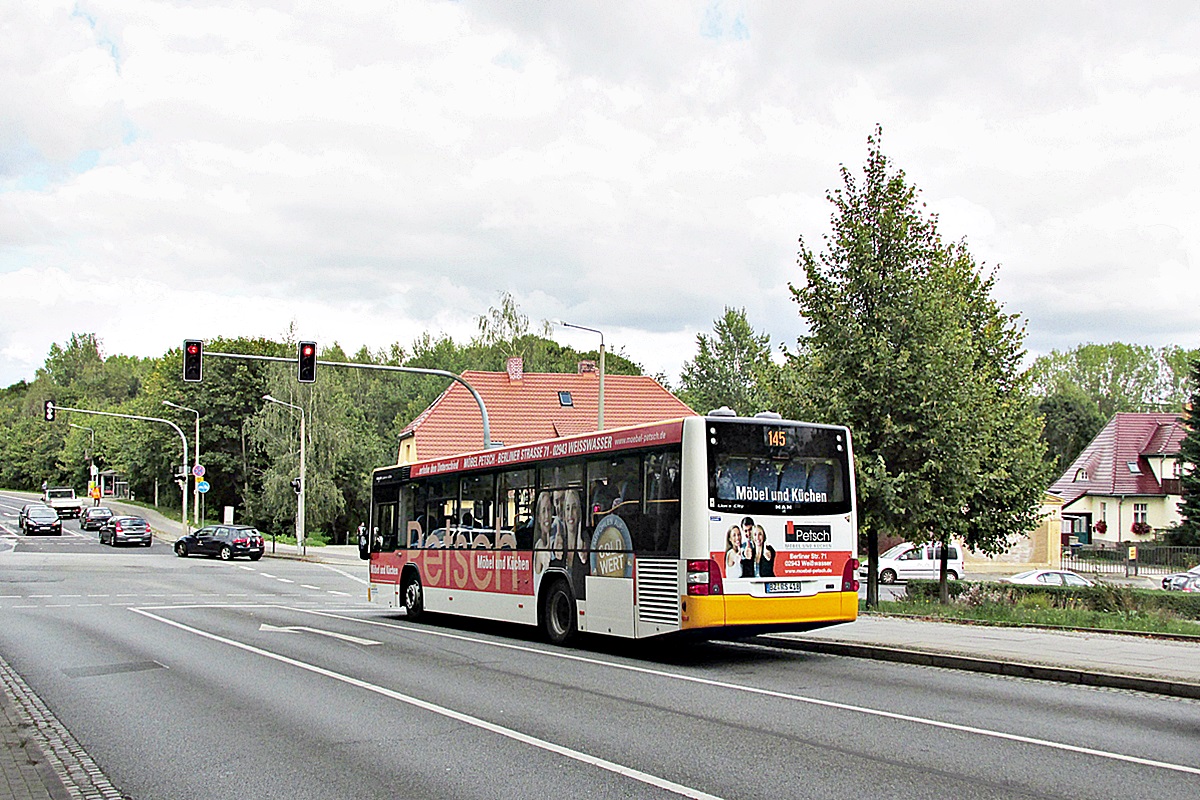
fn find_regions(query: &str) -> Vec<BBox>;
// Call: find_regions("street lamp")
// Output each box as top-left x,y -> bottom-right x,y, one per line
162,400 -> 201,525
556,320 -> 605,430
263,394 -> 306,556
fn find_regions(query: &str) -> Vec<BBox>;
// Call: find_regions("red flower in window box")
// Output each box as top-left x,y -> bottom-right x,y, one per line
1093,520 -> 1107,534
1130,521 -> 1151,535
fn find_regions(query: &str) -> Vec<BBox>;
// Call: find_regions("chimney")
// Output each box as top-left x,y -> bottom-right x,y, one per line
506,357 -> 524,382
577,360 -> 597,374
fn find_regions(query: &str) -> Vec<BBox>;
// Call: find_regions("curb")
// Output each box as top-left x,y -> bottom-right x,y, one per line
767,636 -> 1200,700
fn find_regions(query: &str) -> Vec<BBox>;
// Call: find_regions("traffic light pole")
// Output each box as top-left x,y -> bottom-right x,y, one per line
44,404 -> 190,539
204,351 -> 500,449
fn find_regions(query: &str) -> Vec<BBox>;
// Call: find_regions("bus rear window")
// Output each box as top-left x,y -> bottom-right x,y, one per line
708,421 -> 851,514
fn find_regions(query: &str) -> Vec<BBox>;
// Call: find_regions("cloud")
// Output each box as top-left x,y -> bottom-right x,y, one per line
2,0 -> 1199,391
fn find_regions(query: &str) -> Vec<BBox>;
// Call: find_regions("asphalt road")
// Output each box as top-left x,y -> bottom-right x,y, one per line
2,493 -> 1199,799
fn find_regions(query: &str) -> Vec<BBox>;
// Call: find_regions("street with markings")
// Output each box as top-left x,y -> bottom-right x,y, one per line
2,491 -> 1198,799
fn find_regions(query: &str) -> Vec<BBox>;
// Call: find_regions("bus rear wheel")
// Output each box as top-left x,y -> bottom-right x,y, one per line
402,572 -> 424,621
541,579 -> 577,646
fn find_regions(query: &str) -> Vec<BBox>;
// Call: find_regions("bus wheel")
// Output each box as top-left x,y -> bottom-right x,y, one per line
541,579 -> 577,646
879,569 -> 897,585
402,572 -> 424,621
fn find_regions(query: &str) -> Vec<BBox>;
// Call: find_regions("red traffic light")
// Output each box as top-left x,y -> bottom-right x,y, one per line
298,341 -> 317,383
183,339 -> 203,382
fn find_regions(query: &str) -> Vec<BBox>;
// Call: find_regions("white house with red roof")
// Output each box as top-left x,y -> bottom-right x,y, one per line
1049,412 -> 1186,544
395,357 -> 696,464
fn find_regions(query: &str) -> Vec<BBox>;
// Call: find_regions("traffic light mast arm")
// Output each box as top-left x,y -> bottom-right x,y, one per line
41,404 -> 191,537
204,351 -> 498,449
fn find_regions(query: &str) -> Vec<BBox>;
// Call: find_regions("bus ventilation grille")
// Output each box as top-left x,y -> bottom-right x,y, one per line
637,559 -> 681,626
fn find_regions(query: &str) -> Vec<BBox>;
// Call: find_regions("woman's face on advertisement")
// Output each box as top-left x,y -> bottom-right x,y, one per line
728,527 -> 741,548
753,527 -> 765,546
537,493 -> 553,533
563,491 -> 581,531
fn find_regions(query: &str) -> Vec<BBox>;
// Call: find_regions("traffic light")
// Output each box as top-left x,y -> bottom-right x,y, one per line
44,400 -> 55,421
291,477 -> 302,495
183,339 -> 203,382
298,341 -> 317,383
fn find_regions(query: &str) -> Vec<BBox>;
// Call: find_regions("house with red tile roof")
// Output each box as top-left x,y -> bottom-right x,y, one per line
1048,412 -> 1186,544
395,358 -> 696,464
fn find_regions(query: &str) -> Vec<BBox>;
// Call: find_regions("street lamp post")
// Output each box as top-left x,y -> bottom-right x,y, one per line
557,321 -> 605,430
263,394 -> 306,556
163,401 -> 201,525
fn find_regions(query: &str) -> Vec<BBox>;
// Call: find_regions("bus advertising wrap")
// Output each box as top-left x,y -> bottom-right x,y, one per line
713,514 -> 851,581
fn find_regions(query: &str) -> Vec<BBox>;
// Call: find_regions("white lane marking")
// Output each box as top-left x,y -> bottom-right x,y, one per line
259,623 -> 380,646
260,573 -> 277,579
276,578 -> 294,584
301,585 -> 322,591
132,607 -> 722,800
316,562 -> 369,586
301,609 -> 1200,779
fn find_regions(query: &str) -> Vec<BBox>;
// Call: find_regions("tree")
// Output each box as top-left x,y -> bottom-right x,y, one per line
1029,343 -> 1197,418
678,307 -> 776,416
1037,382 -> 1107,478
788,126 -> 1048,605
1174,358 -> 1200,545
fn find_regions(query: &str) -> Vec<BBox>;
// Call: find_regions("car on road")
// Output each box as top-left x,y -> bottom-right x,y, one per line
22,504 -> 63,535
1161,564 -> 1200,591
98,516 -> 153,547
174,524 -> 265,561
1004,569 -> 1094,587
80,506 -> 114,531
859,541 -> 964,584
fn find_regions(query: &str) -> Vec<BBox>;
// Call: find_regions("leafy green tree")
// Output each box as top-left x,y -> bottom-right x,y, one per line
1030,343 -> 1196,418
1037,382 -> 1107,478
678,307 -> 776,416
1173,358 -> 1200,545
788,126 -> 1048,605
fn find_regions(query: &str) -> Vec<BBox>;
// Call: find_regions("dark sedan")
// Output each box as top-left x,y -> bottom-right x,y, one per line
99,516 -> 153,547
174,525 -> 265,561
1162,565 -> 1200,590
22,505 -> 63,535
80,506 -> 114,531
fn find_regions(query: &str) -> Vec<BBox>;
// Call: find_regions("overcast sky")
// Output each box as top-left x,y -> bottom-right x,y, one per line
2,1 -> 1197,389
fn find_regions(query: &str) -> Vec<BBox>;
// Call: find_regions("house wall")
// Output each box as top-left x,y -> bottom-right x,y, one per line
1066,494 -> 1182,544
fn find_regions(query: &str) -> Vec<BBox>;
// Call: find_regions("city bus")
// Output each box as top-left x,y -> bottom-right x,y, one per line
363,410 -> 858,643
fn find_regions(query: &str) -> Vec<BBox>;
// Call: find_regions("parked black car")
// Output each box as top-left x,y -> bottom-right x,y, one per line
99,516 -> 153,547
1162,565 -> 1200,591
80,506 -> 114,531
22,505 -> 63,535
174,525 -> 265,561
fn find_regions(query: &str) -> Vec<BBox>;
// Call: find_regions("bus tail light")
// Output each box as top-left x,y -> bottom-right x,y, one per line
686,559 -> 723,596
842,558 -> 860,592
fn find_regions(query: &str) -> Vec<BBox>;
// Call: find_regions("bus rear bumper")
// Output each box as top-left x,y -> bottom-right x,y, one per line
680,591 -> 858,633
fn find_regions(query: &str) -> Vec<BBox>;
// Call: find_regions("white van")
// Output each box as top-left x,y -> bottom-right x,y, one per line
859,542 -> 964,584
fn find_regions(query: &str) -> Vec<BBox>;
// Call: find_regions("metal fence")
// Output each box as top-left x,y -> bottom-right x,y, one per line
1061,545 -> 1200,578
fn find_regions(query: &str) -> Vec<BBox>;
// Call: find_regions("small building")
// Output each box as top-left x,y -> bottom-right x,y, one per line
964,492 -> 1064,574
1048,412 -> 1186,544
396,357 -> 696,464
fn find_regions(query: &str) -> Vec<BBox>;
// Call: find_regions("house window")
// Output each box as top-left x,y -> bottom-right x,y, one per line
558,391 -> 573,407
1133,503 -> 1148,524
1073,468 -> 1088,482
1126,461 -> 1141,474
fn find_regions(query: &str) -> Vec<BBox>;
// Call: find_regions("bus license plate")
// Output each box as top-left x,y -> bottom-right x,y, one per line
765,581 -> 804,594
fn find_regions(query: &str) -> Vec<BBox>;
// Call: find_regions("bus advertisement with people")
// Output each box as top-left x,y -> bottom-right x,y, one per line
364,411 -> 858,643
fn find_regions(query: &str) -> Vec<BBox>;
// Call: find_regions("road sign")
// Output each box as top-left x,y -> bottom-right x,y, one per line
192,464 -> 205,478
196,480 -> 210,494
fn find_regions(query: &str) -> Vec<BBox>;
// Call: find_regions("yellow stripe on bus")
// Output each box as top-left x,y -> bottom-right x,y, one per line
681,592 -> 857,630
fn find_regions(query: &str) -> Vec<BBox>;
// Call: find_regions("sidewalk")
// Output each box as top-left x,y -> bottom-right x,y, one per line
772,614 -> 1200,699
